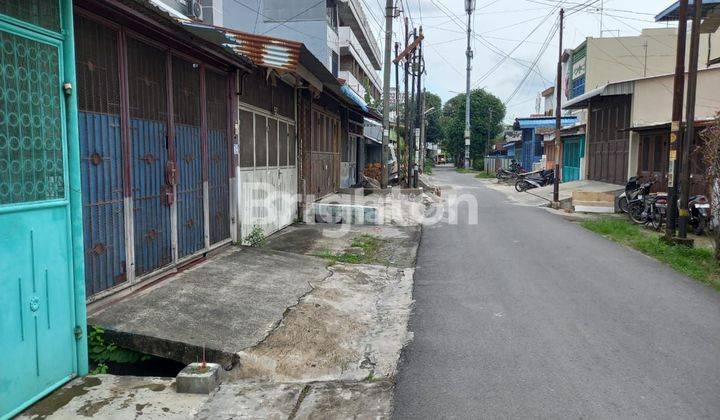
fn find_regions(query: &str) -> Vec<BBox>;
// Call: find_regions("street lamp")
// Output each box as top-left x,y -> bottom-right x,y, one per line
465,0 -> 476,13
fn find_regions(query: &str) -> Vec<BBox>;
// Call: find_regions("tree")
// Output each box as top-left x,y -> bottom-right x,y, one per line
441,89 -> 506,168
700,113 -> 720,261
424,92 -> 443,145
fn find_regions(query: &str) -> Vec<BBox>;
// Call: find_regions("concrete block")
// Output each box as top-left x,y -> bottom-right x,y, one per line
312,203 -> 380,225
572,191 -> 617,203
574,205 -> 616,214
176,363 -> 221,394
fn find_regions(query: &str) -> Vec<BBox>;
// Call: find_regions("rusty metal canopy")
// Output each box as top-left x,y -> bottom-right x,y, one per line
224,31 -> 301,71
182,22 -> 301,71
180,22 -> 375,119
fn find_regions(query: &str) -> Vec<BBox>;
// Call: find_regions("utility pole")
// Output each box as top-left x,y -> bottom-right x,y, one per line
403,18 -> 410,187
665,0 -> 688,241
412,27 -> 423,188
420,87 -> 427,174
553,8 -> 564,206
395,41 -> 400,182
486,107 -> 493,171
380,0 -> 394,189
678,0 -> 703,241
409,28 -> 417,188
464,0 -> 475,169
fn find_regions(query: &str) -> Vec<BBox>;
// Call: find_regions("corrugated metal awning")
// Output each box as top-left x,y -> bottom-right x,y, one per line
181,22 -> 301,71
179,21 -> 376,119
655,0 -> 720,21
563,81 -> 634,110
514,116 -> 578,129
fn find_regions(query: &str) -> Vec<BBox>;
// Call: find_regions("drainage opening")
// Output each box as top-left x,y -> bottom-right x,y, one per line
88,326 -> 185,377
94,356 -> 186,378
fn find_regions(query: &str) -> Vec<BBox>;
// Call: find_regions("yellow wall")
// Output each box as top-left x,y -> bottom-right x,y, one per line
585,29 -> 720,93
631,68 -> 720,127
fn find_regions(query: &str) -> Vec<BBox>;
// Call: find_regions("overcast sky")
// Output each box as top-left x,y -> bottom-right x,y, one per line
360,0 -> 679,122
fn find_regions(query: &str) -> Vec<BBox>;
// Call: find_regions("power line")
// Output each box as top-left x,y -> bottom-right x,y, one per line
226,0 -> 329,43
425,0 -> 555,86
505,18 -> 560,103
471,4 -> 562,88
260,0 -> 326,35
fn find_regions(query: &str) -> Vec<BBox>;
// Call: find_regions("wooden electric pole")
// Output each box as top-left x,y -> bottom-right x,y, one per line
678,0 -> 703,242
380,0 -> 394,188
665,0 -> 688,241
553,8 -> 564,206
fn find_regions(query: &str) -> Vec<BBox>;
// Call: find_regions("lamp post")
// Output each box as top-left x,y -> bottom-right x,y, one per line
464,0 -> 475,169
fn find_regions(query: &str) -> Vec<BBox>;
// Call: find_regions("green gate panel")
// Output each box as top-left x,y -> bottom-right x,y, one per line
1,1 -> 87,417
0,207 -> 77,418
0,31 -> 64,205
562,136 -> 583,183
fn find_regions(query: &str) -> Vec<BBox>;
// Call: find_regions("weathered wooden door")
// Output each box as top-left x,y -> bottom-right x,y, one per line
587,97 -> 630,185
0,1 -> 87,417
638,132 -> 668,190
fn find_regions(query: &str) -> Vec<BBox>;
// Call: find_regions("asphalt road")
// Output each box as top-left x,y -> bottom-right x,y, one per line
392,166 -> 720,419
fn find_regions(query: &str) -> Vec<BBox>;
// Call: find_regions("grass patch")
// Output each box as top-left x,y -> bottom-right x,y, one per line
474,171 -> 496,179
581,218 -> 720,290
313,234 -> 385,265
455,167 -> 477,174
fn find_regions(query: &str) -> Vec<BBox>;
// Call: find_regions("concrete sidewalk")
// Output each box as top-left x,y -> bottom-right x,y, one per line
265,224 -> 421,268
483,178 -> 623,208
27,221 -> 421,419
88,247 -> 329,368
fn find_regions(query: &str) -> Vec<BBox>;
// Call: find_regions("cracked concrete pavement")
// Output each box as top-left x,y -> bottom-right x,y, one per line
23,215 -> 425,419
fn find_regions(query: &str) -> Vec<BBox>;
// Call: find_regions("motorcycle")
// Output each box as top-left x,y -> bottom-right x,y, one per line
617,176 -> 642,214
515,169 -> 555,192
688,195 -> 712,235
627,179 -> 659,225
496,160 -> 525,181
628,180 -> 712,234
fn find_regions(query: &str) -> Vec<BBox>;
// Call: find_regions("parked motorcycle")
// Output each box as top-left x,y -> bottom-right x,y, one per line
627,179 -> 659,225
496,160 -> 525,181
618,176 -> 642,214
515,169 -> 555,192
688,195 -> 712,235
627,179 -> 712,234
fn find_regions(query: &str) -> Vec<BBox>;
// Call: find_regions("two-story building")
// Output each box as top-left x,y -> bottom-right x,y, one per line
560,11 -> 720,186
220,0 -> 383,187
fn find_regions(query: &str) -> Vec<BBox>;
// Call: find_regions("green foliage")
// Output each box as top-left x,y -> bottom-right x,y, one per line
699,114 -> 720,261
424,92 -> 443,145
441,89 -> 506,167
244,226 -> 267,247
471,156 -> 485,172
313,250 -> 362,265
455,167 -> 476,174
423,160 -> 434,175
88,326 -> 150,374
581,218 -> 720,290
313,235 -> 385,265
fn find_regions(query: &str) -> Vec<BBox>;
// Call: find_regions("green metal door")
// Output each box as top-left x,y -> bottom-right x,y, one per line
562,136 -> 583,182
0,2 -> 87,418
